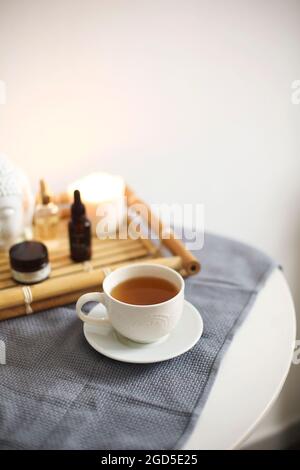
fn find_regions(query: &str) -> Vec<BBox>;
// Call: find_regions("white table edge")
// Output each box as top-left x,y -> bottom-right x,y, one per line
183,268 -> 296,450
233,270 -> 296,449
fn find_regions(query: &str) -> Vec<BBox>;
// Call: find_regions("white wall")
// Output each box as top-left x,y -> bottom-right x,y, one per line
0,0 -> 300,446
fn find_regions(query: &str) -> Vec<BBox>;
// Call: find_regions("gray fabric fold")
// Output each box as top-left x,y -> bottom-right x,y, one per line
0,233 -> 276,449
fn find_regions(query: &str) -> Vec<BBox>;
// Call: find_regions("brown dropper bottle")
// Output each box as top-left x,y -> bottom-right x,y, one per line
68,190 -> 92,262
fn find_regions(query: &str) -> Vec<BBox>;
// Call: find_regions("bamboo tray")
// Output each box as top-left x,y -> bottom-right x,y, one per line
0,187 -> 200,321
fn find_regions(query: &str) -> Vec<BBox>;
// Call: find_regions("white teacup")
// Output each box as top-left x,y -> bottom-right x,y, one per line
76,263 -> 185,343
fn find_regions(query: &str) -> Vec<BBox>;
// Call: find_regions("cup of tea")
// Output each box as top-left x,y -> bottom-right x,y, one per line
76,263 -> 184,343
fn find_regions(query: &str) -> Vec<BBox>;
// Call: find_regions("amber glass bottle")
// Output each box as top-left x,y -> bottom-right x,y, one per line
68,190 -> 91,262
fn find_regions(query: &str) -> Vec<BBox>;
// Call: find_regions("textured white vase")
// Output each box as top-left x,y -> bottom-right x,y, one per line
0,154 -> 34,250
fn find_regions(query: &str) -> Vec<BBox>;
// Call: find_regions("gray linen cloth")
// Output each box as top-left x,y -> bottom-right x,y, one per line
0,233 -> 276,450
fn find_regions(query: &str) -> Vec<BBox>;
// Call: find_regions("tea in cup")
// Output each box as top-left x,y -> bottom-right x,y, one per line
76,263 -> 184,343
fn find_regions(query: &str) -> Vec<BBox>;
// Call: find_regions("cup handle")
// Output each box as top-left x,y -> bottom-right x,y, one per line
76,292 -> 110,326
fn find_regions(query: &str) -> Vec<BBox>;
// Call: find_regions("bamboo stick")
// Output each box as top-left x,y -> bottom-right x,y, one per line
0,280 -> 15,289
127,214 -> 160,256
139,236 -> 160,256
125,186 -> 200,275
0,269 -> 11,281
49,247 -> 149,278
49,240 -> 144,267
1,289 -> 92,321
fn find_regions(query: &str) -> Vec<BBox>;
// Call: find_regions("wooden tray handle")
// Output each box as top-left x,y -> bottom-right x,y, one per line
125,186 -> 201,276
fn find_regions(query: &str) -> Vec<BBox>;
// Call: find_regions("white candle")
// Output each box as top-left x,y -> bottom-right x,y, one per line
68,173 -> 125,237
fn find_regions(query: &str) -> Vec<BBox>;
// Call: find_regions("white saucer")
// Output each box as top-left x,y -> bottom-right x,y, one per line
83,300 -> 203,364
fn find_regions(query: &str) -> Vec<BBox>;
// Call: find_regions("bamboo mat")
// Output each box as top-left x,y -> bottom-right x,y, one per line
0,221 -> 182,321
0,237 -> 157,290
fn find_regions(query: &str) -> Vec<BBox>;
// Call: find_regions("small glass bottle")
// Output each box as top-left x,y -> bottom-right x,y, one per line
68,190 -> 91,262
34,179 -> 59,240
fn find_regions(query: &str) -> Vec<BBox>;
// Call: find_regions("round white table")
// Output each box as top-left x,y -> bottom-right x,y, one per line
183,269 -> 296,450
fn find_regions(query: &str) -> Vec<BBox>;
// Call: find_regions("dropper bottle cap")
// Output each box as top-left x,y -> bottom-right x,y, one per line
71,190 -> 86,220
40,179 -> 51,205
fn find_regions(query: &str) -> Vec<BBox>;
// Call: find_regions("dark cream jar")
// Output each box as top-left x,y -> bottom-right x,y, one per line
9,241 -> 50,284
